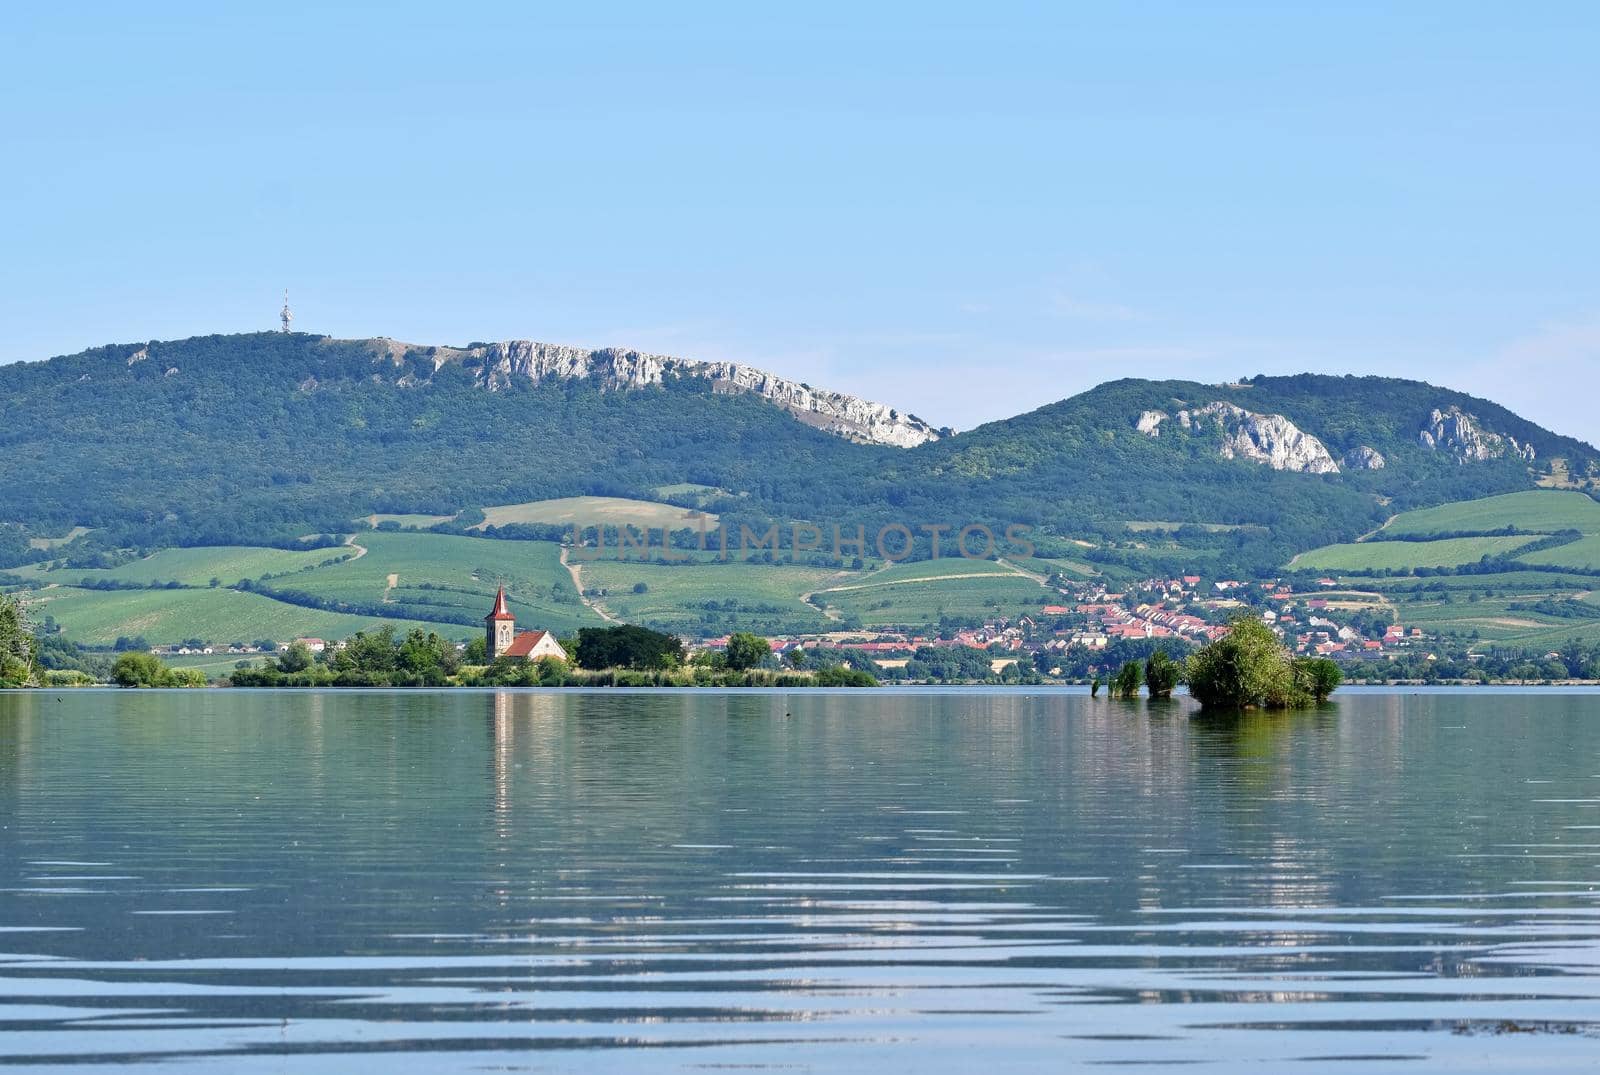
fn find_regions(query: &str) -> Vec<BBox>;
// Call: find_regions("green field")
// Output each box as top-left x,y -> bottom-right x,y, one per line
806,559 -> 1047,628
825,557 -> 1023,587
818,574 -> 1047,627
165,652 -> 273,677
1515,535 -> 1600,571
1352,570 -> 1600,593
578,559 -> 842,635
19,531 -> 605,646
1381,490 -> 1600,537
283,531 -> 602,635
1293,535 -> 1540,572
18,544 -> 350,586
472,496 -> 718,532
29,586 -> 453,646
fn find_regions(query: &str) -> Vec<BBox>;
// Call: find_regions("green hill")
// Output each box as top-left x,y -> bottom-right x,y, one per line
5,332 -> 1600,648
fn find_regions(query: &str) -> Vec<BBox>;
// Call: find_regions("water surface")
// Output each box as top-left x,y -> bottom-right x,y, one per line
2,687 -> 1599,1071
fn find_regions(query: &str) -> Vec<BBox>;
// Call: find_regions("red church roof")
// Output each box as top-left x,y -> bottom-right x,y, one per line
502,630 -> 558,658
485,586 -> 514,622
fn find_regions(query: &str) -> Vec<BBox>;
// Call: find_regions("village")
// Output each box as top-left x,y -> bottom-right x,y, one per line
689,572 -> 1434,675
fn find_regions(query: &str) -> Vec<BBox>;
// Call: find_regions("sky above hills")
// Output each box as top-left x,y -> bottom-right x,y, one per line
4,2 -> 1597,444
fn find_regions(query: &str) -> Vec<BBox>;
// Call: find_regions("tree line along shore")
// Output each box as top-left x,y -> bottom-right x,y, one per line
3,593 -> 1350,710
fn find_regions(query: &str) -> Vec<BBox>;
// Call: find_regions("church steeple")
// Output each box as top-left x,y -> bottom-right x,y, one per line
485,586 -> 515,659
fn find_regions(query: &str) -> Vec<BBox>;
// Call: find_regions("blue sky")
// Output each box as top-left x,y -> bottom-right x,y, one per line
4,2 -> 1597,442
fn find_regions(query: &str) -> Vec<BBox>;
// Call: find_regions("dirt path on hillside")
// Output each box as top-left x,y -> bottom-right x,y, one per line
382,573 -> 399,604
799,569 -> 858,622
810,567 -> 1033,596
560,546 -> 621,623
343,536 -> 368,560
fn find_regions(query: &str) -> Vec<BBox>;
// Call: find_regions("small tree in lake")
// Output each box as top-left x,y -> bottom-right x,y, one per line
1186,616 -> 1339,710
1111,661 -> 1143,699
1144,650 -> 1181,699
1296,656 -> 1343,702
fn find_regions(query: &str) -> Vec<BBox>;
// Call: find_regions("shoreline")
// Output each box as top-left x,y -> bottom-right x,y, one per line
10,683 -> 1600,695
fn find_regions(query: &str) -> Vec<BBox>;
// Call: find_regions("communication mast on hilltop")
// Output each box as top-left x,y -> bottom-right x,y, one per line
280,290 -> 293,334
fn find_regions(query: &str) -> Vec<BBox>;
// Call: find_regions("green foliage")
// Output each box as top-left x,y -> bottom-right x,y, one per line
111,651 -> 200,688
1185,616 -> 1311,710
724,632 -> 770,671
1110,661 -> 1143,698
1296,657 -> 1343,701
0,593 -> 35,686
1144,650 -> 1181,698
574,624 -> 686,670
902,645 -> 995,682
276,641 -> 313,672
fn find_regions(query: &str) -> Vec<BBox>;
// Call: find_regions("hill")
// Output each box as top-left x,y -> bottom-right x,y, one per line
0,331 -> 1593,591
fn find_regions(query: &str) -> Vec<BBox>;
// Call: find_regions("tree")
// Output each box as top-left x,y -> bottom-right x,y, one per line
786,647 -> 807,669
1557,638 -> 1591,679
463,637 -> 489,664
574,624 -> 685,670
1144,650 -> 1181,698
724,632 -> 770,671
534,655 -> 568,684
1296,656 -> 1343,702
1111,661 -> 1143,698
277,641 -> 313,673
112,652 -> 174,688
1185,616 -> 1310,710
0,593 -> 35,686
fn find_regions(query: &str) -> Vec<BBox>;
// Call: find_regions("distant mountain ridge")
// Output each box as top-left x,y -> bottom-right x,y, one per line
1,333 -> 1597,579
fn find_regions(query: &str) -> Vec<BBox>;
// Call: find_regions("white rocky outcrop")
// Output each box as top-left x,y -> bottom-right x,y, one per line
376,338 -> 941,448
1419,406 -> 1535,463
1136,401 -> 1339,474
1136,410 -> 1167,436
1343,445 -> 1386,470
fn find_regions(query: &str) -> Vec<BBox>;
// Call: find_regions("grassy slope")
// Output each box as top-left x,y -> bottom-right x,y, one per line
1516,535 -> 1600,571
821,575 -> 1048,627
578,559 -> 841,634
17,545 -> 348,586
1293,535 -> 1540,572
808,558 -> 1046,628
1381,490 -> 1600,536
31,586 -> 453,646
285,531 -> 601,634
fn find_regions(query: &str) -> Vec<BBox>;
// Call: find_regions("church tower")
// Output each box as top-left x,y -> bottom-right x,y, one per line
485,586 -> 515,659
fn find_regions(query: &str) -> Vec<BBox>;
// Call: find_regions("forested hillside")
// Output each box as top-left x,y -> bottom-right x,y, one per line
2,333 -> 1595,578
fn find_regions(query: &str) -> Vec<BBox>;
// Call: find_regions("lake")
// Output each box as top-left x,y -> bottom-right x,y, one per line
2,687 -> 1599,1072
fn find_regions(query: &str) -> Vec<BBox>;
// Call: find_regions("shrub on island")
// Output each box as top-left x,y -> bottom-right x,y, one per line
1185,616 -> 1341,710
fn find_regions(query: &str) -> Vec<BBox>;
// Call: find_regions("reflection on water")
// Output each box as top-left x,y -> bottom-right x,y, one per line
1,687 -> 1599,1072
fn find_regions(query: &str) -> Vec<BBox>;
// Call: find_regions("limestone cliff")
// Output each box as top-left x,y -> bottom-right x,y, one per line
1419,406 -> 1535,463
1342,445 -> 1386,470
1136,401 -> 1340,474
372,338 -> 941,449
